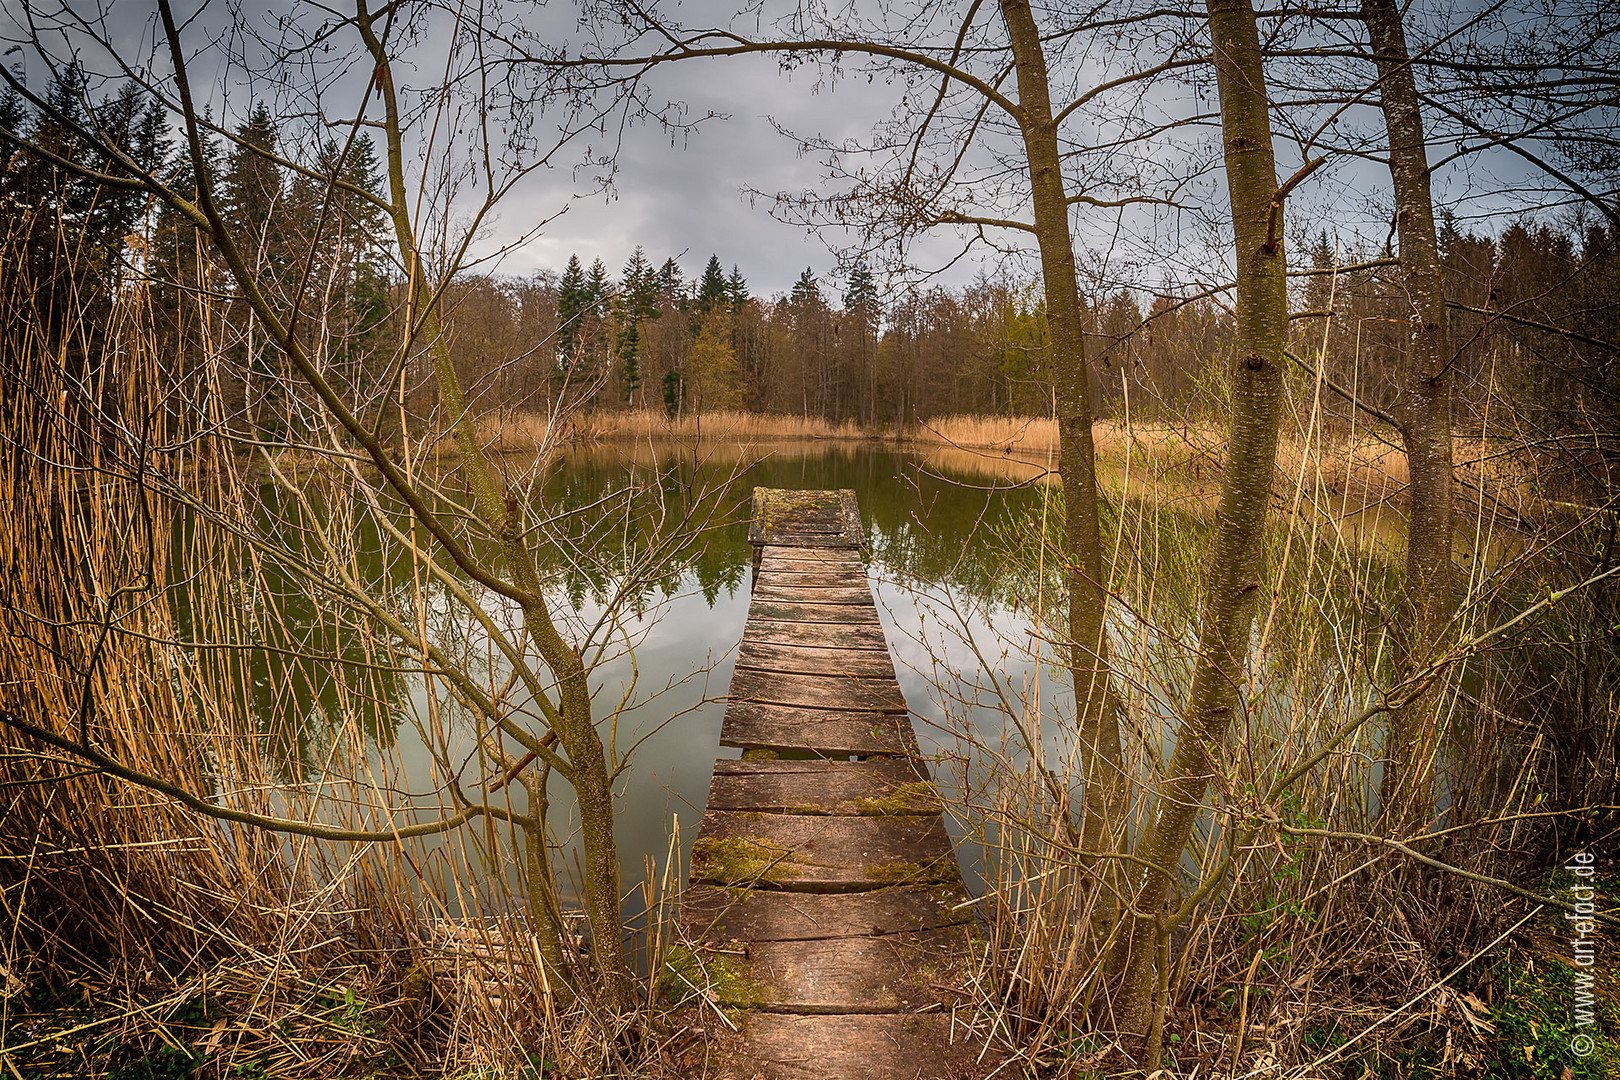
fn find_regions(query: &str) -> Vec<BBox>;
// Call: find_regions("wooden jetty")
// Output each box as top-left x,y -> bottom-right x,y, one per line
679,489 -> 993,1080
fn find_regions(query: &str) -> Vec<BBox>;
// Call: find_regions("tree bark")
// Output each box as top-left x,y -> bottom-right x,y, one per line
356,0 -> 631,1010
1363,0 -> 1454,835
1109,0 -> 1289,1055
999,0 -> 1124,905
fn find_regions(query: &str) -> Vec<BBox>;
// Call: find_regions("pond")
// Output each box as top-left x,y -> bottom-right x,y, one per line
175,434 -> 1434,932
180,440 -> 1074,923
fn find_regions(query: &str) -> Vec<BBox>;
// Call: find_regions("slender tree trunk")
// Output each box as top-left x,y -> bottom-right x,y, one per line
1000,0 -> 1123,904
523,765 -> 574,991
355,0 -> 631,1011
1110,0 -> 1289,1055
1364,0 -> 1454,834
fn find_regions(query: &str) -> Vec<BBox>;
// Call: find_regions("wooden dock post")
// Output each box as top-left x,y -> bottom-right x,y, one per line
679,488 -> 993,1079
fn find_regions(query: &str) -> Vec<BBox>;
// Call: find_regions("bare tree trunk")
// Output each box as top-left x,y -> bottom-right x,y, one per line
1364,0 -> 1454,834
523,765 -> 575,990
355,0 -> 631,1010
1109,0 -> 1289,1055
1000,0 -> 1124,900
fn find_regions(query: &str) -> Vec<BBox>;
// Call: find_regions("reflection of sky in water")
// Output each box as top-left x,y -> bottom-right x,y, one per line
239,441 -> 1403,932
359,446 -> 1057,919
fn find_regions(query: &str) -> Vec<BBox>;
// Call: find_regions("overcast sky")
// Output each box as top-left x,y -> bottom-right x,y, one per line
6,0 -> 1605,300
493,53 -> 912,298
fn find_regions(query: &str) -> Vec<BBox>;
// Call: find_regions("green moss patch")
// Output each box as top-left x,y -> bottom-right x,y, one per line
690,836 -> 803,885
658,945 -> 769,1009
865,855 -> 957,885
853,780 -> 940,817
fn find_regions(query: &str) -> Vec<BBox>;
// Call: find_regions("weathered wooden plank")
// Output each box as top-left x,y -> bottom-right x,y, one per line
690,811 -> 958,891
676,490 -> 988,1071
754,532 -> 863,548
720,703 -> 918,757
742,619 -> 888,649
715,1014 -> 996,1080
682,883 -> 972,942
705,759 -> 939,816
760,546 -> 866,567
729,669 -> 906,712
736,640 -> 894,677
746,601 -> 883,626
754,499 -> 846,529
680,927 -> 974,1014
753,568 -> 868,588
767,526 -> 850,539
751,583 -> 875,605
761,544 -> 868,563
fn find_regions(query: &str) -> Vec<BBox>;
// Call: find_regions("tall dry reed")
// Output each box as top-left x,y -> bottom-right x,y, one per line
0,274 -> 691,1076
897,367 -> 1614,1075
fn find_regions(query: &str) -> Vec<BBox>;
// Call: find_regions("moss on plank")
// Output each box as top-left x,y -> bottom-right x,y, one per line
690,836 -> 803,885
865,855 -> 957,885
658,944 -> 769,1009
853,780 -> 940,817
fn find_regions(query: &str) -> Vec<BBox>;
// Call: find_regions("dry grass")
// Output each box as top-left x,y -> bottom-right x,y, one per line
906,413 -> 1060,456
897,381 -> 1616,1076
0,286 -> 694,1078
458,409 -> 1443,526
597,408 -> 867,442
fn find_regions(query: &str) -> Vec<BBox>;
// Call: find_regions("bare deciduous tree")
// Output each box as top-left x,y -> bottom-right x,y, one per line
0,0 -> 722,1012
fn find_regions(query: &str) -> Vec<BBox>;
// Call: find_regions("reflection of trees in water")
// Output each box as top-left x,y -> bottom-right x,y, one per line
180,445 -> 1056,778
167,488 -> 409,781
866,463 -> 1048,604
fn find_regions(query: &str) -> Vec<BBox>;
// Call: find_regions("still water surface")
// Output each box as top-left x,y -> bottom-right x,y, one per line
219,442 -> 1071,916
202,436 -> 1429,927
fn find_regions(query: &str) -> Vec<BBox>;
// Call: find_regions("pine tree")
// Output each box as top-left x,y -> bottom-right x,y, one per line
622,247 -> 659,318
556,254 -> 588,365
587,258 -> 611,317
283,135 -> 389,392
1303,230 -> 1336,314
661,368 -> 682,418
617,318 -> 642,404
788,269 -> 827,417
698,254 -> 727,313
222,102 -> 286,277
842,260 -> 877,314
790,267 -> 820,307
616,247 -> 658,405
656,257 -> 683,298
149,106 -> 223,403
726,264 -> 750,310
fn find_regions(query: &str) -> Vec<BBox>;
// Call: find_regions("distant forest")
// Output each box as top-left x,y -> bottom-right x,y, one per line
4,75 -> 1617,479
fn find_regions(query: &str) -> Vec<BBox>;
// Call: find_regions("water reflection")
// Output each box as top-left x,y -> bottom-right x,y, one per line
173,434 -> 1432,931
167,442 -> 1066,914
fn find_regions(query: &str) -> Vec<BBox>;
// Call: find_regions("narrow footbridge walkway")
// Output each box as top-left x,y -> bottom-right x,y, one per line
679,489 -> 993,1080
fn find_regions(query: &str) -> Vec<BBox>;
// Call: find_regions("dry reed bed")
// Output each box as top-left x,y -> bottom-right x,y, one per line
464,408 -> 1426,478
917,470 -> 1566,1076
0,309 -> 692,1078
